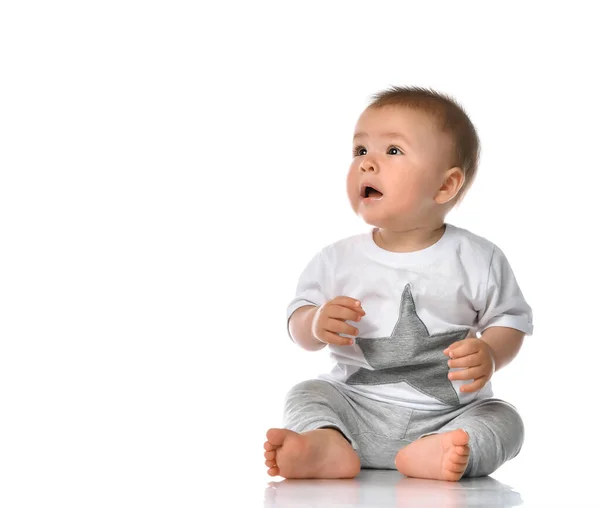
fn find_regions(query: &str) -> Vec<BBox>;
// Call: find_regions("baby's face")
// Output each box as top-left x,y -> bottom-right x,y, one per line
346,105 -> 454,229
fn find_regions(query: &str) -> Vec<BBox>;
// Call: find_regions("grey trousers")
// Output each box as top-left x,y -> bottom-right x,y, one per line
282,379 -> 524,477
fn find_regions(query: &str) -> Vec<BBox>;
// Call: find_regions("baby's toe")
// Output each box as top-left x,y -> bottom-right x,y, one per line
451,429 -> 470,447
447,461 -> 467,473
455,445 -> 470,458
266,428 -> 290,446
450,453 -> 469,465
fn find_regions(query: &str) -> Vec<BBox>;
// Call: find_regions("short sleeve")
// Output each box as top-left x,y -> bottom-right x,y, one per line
285,250 -> 330,341
477,246 -> 534,336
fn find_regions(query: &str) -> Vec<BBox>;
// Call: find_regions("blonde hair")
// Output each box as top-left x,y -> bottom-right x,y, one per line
368,86 -> 480,206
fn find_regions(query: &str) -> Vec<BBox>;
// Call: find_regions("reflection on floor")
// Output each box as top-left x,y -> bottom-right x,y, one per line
264,469 -> 522,507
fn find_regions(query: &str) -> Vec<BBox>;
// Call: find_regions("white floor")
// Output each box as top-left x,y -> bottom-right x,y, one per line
264,470 -> 523,507
260,468 -> 597,508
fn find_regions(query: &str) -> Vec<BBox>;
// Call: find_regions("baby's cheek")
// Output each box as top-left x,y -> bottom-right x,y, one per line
346,174 -> 360,208
391,192 -> 421,214
395,179 -> 432,211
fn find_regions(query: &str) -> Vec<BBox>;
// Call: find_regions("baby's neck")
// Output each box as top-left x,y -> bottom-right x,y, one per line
374,224 -> 446,253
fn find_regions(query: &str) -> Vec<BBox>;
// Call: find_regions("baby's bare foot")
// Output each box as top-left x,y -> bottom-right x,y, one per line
395,429 -> 470,482
263,428 -> 360,479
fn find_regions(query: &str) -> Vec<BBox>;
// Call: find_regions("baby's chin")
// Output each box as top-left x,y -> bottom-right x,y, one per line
357,214 -> 421,232
349,197 -> 414,229
356,215 -> 388,230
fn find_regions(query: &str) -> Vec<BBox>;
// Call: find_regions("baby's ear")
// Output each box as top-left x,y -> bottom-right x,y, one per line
435,167 -> 464,204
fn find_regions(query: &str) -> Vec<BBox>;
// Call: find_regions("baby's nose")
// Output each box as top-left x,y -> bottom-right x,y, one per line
360,160 -> 378,172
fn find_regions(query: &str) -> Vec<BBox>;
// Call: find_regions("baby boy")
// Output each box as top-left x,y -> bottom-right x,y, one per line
263,86 -> 534,481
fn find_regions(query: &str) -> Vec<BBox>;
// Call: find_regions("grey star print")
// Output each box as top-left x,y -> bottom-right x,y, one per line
346,284 -> 470,406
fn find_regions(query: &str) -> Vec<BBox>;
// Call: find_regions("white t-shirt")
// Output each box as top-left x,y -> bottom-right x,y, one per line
286,223 -> 534,411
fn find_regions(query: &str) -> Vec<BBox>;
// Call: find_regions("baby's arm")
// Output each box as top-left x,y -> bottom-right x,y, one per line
445,325 -> 526,393
475,244 -> 532,372
480,326 -> 524,372
289,305 -> 324,351
445,240 -> 531,391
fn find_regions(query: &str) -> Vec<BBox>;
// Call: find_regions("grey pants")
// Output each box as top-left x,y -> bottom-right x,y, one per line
283,379 -> 524,477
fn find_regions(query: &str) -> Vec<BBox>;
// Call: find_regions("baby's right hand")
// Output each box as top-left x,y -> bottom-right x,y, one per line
311,296 -> 366,346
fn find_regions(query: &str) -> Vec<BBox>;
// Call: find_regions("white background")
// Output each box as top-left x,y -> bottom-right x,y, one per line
1,1 -> 599,506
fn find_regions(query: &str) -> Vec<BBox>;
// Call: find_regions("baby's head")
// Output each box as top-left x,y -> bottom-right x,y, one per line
346,86 -> 480,231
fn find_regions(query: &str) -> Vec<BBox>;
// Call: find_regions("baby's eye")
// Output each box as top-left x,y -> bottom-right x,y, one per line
353,146 -> 367,157
387,146 -> 404,155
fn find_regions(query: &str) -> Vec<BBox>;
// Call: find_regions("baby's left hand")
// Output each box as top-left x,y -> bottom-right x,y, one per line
443,338 -> 496,393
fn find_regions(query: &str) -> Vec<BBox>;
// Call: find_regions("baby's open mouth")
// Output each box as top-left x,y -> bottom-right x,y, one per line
362,186 -> 383,199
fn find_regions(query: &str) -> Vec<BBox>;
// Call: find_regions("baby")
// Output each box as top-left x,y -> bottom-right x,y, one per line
263,86 -> 533,481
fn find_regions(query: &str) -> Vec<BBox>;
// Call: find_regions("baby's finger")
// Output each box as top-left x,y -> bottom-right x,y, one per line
446,341 -> 478,359
448,367 -> 479,381
447,353 -> 480,369
321,330 -> 354,346
459,376 -> 487,393
331,295 -> 362,307
326,318 -> 359,338
330,304 -> 364,323
331,296 -> 365,314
